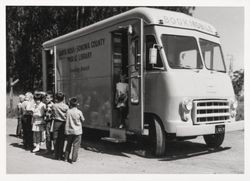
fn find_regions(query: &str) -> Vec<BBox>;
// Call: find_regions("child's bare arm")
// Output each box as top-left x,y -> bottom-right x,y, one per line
80,112 -> 85,124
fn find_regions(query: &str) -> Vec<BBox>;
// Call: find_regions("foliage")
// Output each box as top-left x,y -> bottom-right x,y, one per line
231,69 -> 244,96
6,6 -> 195,93
236,95 -> 244,121
6,6 -> 78,92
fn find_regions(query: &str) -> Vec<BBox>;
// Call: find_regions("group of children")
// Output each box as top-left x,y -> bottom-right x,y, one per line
16,91 -> 85,163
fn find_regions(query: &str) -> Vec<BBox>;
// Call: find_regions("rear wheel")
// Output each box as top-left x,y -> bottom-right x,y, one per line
203,133 -> 225,148
148,117 -> 166,157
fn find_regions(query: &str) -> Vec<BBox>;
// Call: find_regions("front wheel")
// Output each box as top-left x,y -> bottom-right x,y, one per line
148,117 -> 166,157
203,133 -> 225,148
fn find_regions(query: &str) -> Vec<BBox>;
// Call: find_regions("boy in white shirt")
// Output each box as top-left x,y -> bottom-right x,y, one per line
115,74 -> 129,129
64,97 -> 85,163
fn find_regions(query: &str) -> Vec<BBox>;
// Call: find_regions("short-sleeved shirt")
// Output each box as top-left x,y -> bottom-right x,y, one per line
116,82 -> 129,108
21,100 -> 35,115
52,102 -> 69,122
65,107 -> 85,135
17,102 -> 23,118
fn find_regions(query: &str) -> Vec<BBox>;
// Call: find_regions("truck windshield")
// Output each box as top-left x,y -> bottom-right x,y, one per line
199,39 -> 226,72
161,34 -> 203,69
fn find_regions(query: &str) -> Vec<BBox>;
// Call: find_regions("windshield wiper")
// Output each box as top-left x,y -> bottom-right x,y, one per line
173,64 -> 193,69
210,69 -> 226,73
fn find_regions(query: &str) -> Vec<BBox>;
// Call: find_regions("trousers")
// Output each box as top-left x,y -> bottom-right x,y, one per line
22,115 -> 33,149
16,118 -> 22,137
53,120 -> 65,159
64,134 -> 82,162
45,121 -> 53,152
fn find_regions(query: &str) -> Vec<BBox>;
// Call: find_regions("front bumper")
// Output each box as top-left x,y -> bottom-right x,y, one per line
175,121 -> 244,137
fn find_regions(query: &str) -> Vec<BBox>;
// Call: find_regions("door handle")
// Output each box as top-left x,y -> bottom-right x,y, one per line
128,75 -> 141,79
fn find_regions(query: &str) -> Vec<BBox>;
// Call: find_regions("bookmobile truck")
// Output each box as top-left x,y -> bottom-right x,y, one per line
42,7 -> 243,156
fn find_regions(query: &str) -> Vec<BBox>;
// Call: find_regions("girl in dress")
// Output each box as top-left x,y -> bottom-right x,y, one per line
32,93 -> 46,152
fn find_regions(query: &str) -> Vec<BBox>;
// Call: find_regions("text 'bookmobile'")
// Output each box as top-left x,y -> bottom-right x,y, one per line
42,7 -> 244,156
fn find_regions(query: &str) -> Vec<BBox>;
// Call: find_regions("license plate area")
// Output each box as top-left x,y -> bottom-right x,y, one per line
215,125 -> 225,134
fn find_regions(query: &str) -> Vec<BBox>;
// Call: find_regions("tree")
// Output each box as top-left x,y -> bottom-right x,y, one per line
6,6 -> 78,92
6,6 -> 195,93
232,69 -> 244,96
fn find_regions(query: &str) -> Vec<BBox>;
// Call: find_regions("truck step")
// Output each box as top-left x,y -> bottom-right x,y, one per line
101,128 -> 127,143
101,137 -> 126,143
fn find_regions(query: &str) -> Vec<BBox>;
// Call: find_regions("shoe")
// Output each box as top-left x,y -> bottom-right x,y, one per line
32,146 -> 40,153
119,124 -> 125,129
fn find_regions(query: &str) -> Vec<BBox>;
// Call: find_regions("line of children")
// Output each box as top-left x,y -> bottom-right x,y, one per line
17,91 -> 84,163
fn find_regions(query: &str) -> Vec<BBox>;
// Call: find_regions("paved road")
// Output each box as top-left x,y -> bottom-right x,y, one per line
6,118 -> 244,174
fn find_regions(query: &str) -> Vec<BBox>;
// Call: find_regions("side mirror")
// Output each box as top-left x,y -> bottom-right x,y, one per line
50,49 -> 54,55
149,47 -> 157,64
118,25 -> 133,35
128,25 -> 133,35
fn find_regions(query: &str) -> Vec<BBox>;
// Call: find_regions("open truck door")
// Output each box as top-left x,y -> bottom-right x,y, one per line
42,47 -> 56,93
105,19 -> 144,143
127,19 -> 144,133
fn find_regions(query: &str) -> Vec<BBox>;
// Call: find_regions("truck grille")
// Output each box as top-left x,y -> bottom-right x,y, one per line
192,100 -> 230,124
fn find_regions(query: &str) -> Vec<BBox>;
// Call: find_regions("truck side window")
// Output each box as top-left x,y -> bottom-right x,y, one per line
146,35 -> 163,70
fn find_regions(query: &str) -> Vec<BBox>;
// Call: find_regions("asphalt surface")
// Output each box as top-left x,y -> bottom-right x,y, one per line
6,118 -> 244,174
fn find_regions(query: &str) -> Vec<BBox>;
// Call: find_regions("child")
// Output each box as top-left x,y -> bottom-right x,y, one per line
32,93 -> 46,152
115,73 -> 129,129
16,94 -> 25,137
52,92 -> 69,160
21,92 -> 35,149
44,93 -> 54,154
64,97 -> 85,163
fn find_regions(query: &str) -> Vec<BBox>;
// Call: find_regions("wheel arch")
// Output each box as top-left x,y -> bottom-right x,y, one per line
144,112 -> 166,132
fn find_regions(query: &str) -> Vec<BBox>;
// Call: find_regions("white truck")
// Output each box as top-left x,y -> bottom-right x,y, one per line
42,7 -> 244,156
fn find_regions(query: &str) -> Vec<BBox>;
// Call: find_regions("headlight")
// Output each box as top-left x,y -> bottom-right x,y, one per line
182,98 -> 193,111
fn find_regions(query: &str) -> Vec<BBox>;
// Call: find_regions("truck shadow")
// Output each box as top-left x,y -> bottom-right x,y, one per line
8,133 -> 231,161
158,141 -> 231,161
82,139 -> 134,158
81,136 -> 231,161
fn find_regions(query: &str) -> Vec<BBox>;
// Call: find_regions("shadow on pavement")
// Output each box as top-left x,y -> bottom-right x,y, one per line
34,150 -> 55,160
9,133 -> 232,161
10,143 -> 25,150
9,134 -> 20,138
159,141 -> 231,161
81,136 -> 231,161
82,139 -> 132,158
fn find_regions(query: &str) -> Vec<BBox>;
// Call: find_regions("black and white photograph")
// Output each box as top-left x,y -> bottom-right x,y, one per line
1,0 -> 248,177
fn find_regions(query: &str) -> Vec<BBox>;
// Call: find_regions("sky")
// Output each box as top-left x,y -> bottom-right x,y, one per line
193,7 -> 244,71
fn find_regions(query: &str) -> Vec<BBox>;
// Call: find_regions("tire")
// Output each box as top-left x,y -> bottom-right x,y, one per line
148,117 -> 166,157
203,133 -> 225,148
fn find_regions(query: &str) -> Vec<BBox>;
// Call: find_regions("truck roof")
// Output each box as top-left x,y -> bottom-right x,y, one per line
43,7 -> 218,48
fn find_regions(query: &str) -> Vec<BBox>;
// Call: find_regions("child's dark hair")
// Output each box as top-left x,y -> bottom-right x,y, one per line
34,93 -> 43,101
55,92 -> 64,102
69,97 -> 79,107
